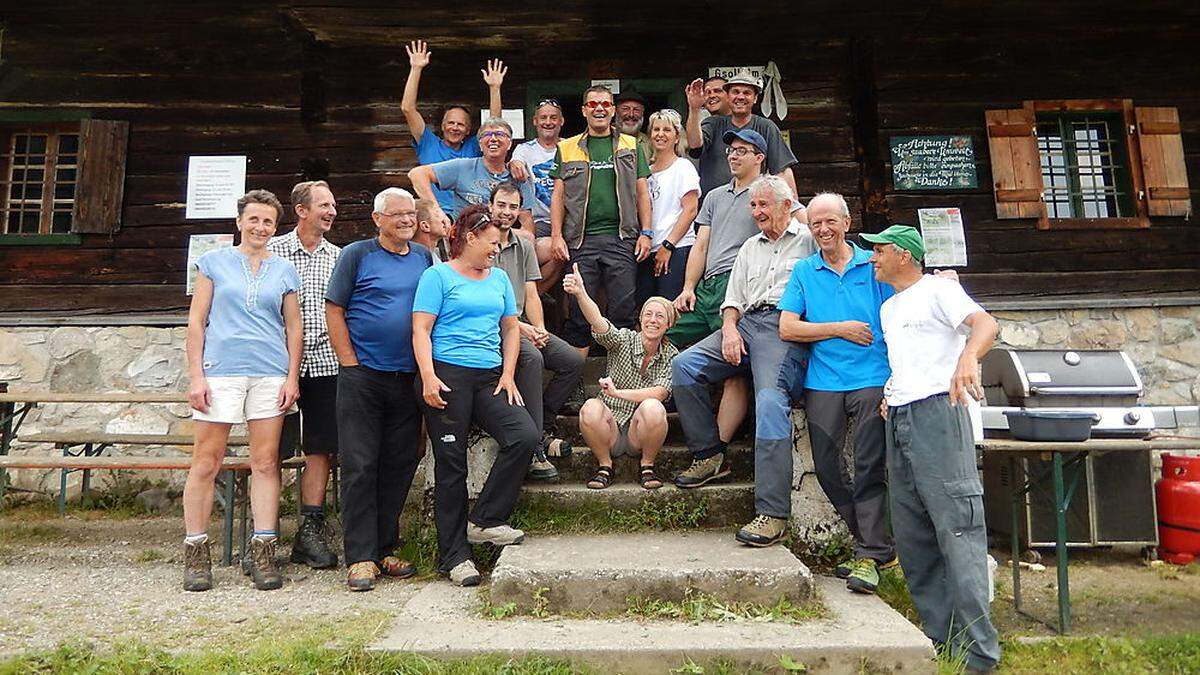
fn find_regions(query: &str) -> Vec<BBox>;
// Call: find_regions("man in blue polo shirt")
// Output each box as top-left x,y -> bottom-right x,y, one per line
325,187 -> 433,592
778,192 -> 896,595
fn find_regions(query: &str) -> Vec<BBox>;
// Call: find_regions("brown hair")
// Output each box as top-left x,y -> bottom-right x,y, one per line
415,198 -> 439,224
290,180 -> 331,211
582,84 -> 614,101
447,204 -> 497,259
236,189 -> 283,221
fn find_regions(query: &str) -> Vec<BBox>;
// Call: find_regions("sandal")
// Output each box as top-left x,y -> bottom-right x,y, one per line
586,465 -> 614,490
639,465 -> 663,490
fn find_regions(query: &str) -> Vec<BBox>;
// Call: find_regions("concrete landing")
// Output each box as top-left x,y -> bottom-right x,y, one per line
370,576 -> 935,673
490,532 -> 812,613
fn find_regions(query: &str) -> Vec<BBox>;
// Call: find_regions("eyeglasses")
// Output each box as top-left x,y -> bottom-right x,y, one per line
379,210 -> 417,220
479,130 -> 510,140
537,98 -> 562,110
725,146 -> 761,157
584,100 -> 613,110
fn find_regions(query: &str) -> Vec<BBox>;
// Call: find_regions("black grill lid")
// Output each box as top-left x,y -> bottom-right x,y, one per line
982,349 -> 1143,402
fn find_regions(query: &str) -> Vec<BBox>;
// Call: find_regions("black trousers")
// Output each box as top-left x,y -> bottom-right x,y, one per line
564,234 -> 637,347
417,360 -> 540,573
337,365 -> 421,567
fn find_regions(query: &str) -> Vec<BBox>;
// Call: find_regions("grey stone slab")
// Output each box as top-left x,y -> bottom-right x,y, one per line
490,532 -> 812,613
371,576 -> 935,673
518,482 -> 756,527
548,442 -> 754,482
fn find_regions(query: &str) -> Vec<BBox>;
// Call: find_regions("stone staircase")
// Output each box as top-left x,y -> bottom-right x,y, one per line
377,357 -> 935,672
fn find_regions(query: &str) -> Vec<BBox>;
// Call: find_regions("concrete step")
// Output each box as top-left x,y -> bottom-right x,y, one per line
542,442 -> 754,483
518,482 -> 755,528
490,532 -> 812,614
370,576 -> 935,673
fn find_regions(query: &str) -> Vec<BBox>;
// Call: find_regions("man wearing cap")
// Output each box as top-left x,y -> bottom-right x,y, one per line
549,84 -> 653,356
778,192 -> 897,595
684,69 -> 798,198
615,88 -> 652,162
864,224 -> 1001,673
512,98 -> 567,289
672,174 -> 814,548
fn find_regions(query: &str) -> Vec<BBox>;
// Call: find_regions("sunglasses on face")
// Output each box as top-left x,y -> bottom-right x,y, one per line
537,98 -> 562,109
584,100 -> 613,110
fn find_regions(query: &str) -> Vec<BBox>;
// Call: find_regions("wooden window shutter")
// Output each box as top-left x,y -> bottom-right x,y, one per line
71,119 -> 129,234
1135,106 -> 1191,217
985,108 -> 1045,223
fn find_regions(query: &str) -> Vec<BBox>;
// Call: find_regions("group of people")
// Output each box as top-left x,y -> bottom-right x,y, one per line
177,47 -> 1002,674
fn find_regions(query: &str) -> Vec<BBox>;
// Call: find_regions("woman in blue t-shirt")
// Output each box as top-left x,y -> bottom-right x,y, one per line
181,190 -> 302,593
412,204 -> 540,587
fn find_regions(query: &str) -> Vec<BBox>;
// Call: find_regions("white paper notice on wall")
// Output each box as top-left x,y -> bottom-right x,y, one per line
185,233 -> 234,295
185,155 -> 247,220
480,108 -> 526,140
917,207 -> 968,267
590,79 -> 620,95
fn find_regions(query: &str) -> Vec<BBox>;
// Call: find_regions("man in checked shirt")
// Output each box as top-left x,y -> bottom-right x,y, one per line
267,180 -> 342,569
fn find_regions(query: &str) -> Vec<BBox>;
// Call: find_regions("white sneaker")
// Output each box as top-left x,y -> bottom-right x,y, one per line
448,559 -> 481,587
466,522 -> 525,546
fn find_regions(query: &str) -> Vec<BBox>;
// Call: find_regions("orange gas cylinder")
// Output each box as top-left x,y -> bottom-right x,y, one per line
1157,454 -> 1200,565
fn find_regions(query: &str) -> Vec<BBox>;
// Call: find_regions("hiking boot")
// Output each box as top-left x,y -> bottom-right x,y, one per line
846,558 -> 880,594
448,559 -> 481,587
290,512 -> 339,569
735,514 -> 788,547
836,554 -> 898,579
183,539 -> 213,592
528,445 -> 559,481
674,453 -> 730,488
249,537 -> 283,591
347,561 -> 379,591
466,522 -> 525,546
380,555 -> 417,579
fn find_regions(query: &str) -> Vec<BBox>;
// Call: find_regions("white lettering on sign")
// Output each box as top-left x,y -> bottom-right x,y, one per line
708,65 -> 765,81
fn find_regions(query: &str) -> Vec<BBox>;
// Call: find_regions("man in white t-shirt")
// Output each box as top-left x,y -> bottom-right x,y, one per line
511,98 -> 566,292
862,225 -> 1001,674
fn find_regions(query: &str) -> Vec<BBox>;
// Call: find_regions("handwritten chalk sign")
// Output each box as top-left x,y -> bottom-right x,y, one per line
889,136 -> 977,191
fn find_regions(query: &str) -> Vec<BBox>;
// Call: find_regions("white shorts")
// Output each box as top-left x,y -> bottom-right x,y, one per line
192,376 -> 296,424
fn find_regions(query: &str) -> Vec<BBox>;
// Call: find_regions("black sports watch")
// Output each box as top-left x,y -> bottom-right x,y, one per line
662,240 -> 677,252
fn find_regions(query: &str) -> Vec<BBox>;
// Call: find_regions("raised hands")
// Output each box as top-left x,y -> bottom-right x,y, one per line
684,78 -> 706,110
406,40 -> 431,69
482,58 -> 507,88
562,262 -> 587,297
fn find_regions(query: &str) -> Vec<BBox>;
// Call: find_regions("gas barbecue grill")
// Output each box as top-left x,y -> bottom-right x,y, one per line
981,349 -> 1200,549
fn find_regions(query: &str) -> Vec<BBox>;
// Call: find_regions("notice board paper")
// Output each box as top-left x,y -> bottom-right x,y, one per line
481,108 -> 526,140
185,233 -> 234,295
917,207 -> 968,268
185,155 -> 247,219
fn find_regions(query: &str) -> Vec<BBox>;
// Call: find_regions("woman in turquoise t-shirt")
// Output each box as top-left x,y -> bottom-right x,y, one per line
181,190 -> 302,594
412,204 -> 540,587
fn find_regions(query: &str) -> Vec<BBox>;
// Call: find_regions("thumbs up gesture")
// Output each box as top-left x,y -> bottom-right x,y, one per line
562,263 -> 587,297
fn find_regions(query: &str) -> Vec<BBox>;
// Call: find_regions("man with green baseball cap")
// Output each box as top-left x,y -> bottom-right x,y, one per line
860,224 -> 925,263
863,223 -> 1002,673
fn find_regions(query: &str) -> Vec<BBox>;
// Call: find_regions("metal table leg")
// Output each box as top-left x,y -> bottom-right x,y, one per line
1052,452 -> 1070,634
221,470 -> 235,566
1010,456 -> 1022,613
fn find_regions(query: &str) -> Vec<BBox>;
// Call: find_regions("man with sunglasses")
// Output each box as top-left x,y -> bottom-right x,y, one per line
684,70 -> 798,199
549,85 -> 653,355
512,98 -> 567,290
408,118 -> 536,234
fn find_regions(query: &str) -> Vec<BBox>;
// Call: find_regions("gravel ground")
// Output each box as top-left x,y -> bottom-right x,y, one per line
0,514 -> 428,657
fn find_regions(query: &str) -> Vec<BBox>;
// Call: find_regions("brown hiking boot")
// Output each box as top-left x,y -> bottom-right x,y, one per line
735,514 -> 788,547
380,556 -> 417,579
348,561 -> 380,591
183,539 -> 213,592
249,537 -> 283,590
674,452 -> 729,488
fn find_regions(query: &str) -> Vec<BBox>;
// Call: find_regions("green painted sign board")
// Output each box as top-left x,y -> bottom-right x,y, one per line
889,135 -> 977,190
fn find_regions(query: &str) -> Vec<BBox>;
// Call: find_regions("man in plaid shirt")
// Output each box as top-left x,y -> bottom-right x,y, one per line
267,180 -> 342,569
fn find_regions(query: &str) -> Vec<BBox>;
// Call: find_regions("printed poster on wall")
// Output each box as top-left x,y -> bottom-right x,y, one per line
185,155 -> 247,219
185,234 -> 234,295
917,208 -> 968,267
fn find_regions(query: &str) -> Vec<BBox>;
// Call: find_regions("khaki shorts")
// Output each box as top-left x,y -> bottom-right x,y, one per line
610,422 -> 641,458
192,375 -> 296,424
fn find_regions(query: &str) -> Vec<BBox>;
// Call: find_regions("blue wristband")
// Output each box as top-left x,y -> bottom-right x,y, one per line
640,230 -> 653,237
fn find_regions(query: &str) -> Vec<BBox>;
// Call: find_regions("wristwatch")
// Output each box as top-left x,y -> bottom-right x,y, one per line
662,240 -> 677,252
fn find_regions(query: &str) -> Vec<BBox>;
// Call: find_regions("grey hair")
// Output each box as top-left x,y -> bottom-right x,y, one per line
807,191 -> 850,218
478,116 -> 513,137
749,175 -> 793,205
647,109 -> 687,162
373,187 -> 414,213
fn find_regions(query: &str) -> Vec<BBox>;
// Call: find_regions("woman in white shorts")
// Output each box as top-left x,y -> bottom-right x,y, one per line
181,189 -> 302,592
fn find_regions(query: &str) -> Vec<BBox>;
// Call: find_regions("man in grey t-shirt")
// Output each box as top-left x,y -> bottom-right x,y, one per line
684,70 -> 798,197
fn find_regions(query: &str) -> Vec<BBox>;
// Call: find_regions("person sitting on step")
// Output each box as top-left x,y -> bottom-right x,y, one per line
562,262 -> 679,491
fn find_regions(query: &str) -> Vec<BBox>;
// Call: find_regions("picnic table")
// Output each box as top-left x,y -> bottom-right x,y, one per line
979,437 -> 1198,634
0,388 -> 295,566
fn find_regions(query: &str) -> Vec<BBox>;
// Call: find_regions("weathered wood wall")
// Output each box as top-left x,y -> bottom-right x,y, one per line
0,1 -> 1196,315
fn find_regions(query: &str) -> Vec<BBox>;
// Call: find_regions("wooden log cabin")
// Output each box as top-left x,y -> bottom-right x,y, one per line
0,1 -> 1196,409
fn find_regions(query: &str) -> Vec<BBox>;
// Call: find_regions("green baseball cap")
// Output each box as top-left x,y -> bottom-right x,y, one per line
861,225 -> 925,263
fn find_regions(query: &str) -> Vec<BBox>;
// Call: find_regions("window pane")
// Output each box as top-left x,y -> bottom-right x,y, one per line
52,210 -> 72,233
59,134 -> 79,154
5,211 -> 19,233
13,135 -> 28,154
55,182 -> 76,200
27,136 -> 47,154
56,168 -> 76,183
25,168 -> 44,184
24,183 -> 42,200
25,156 -> 45,169
20,211 -> 39,233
